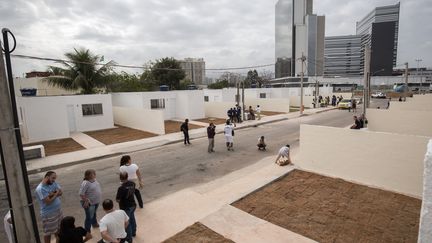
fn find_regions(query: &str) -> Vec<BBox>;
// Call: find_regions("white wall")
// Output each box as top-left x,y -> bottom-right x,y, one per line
367,109 -> 432,137
18,94 -> 114,143
204,89 -> 237,102
204,102 -> 233,119
65,94 -> 114,132
299,124 -> 429,198
175,90 -> 205,119
14,77 -> 77,97
113,106 -> 165,135
245,98 -> 290,113
419,139 -> 432,243
111,92 -> 145,108
289,96 -> 314,108
18,97 -> 69,143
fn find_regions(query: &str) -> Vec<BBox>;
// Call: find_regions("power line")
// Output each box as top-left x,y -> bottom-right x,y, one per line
10,53 -> 275,72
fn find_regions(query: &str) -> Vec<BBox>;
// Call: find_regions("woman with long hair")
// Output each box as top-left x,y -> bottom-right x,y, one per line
78,169 -> 102,232
119,155 -> 144,208
57,216 -> 91,243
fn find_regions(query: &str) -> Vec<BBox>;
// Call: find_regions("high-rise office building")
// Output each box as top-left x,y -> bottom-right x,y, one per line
179,58 -> 205,85
275,0 -> 324,78
356,2 -> 400,76
324,35 -> 362,77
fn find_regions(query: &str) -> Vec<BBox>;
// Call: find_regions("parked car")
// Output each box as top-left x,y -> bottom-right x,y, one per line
337,99 -> 352,109
371,92 -> 386,98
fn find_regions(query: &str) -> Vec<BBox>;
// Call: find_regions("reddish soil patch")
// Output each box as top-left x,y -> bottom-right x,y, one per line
232,170 -> 421,243
261,111 -> 286,116
25,138 -> 85,156
164,120 -> 204,134
84,125 -> 157,145
194,117 -> 227,125
162,222 -> 234,243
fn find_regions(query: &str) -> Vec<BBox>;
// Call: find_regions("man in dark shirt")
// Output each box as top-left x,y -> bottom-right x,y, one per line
207,122 -> 216,153
116,172 -> 136,241
180,119 -> 190,145
350,116 -> 362,129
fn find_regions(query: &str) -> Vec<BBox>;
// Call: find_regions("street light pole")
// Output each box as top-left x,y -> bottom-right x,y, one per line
404,62 -> 409,101
415,59 -> 422,94
300,53 -> 306,115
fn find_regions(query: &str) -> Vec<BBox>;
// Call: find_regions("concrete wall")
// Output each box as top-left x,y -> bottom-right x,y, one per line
113,106 -> 165,135
175,90 -> 205,119
204,89 -> 237,102
111,92 -> 145,108
419,139 -> 432,243
14,77 -> 77,97
298,124 -> 429,198
245,98 -> 290,113
204,102 -> 232,119
367,109 -> 432,137
289,96 -> 314,108
18,94 -> 113,142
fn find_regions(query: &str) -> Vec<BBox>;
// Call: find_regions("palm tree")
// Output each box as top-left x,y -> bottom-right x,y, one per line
44,48 -> 115,94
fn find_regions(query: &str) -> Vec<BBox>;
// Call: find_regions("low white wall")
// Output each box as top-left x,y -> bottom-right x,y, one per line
176,90 -> 205,119
18,97 -> 69,143
419,139 -> 432,243
367,109 -> 432,137
203,89 -> 237,102
113,107 -> 165,135
289,96 -> 314,108
245,98 -> 290,113
204,102 -> 233,119
299,124 -> 429,198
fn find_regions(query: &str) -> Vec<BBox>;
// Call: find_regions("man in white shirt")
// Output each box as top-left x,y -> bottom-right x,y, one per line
224,120 -> 235,151
256,105 -> 261,120
275,144 -> 292,165
99,199 -> 130,243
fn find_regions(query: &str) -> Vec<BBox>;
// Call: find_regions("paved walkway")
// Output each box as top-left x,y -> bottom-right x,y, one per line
26,107 -> 336,174
70,132 -> 105,149
84,150 -> 316,243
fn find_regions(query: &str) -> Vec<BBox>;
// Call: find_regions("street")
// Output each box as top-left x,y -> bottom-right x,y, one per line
0,107 -> 372,241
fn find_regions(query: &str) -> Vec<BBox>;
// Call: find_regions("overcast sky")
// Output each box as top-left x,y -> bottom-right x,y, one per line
1,0 -> 430,78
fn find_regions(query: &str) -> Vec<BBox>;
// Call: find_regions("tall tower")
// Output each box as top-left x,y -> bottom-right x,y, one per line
275,0 -> 293,78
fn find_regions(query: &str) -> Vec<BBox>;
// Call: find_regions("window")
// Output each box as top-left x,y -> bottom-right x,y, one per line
260,93 -> 266,98
82,103 -> 103,116
204,96 -> 209,102
150,99 -> 165,109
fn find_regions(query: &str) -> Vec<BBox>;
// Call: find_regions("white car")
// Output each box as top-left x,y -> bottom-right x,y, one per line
371,92 -> 386,98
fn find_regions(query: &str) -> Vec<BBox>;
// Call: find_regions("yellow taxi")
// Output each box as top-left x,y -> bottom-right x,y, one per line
337,99 -> 353,109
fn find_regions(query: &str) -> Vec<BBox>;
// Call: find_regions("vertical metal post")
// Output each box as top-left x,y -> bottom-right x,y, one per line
300,53 -> 305,114
0,28 -> 41,243
404,62 -> 409,101
241,81 -> 245,121
363,47 -> 371,125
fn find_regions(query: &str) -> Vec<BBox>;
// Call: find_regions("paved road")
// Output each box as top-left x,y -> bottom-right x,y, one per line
0,108 -> 364,241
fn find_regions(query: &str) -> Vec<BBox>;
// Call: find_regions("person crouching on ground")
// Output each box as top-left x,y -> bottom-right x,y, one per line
350,116 -> 362,129
275,145 -> 292,166
224,119 -> 235,151
207,122 -> 216,153
257,136 -> 266,151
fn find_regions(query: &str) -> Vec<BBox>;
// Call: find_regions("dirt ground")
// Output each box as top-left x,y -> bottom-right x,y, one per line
25,138 -> 85,156
164,120 -> 204,134
261,111 -> 287,116
84,125 -> 157,145
233,170 -> 421,243
162,222 -> 234,243
195,117 -> 228,125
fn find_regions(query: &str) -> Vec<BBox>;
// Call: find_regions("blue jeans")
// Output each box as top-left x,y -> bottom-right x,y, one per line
124,206 -> 136,240
82,203 -> 99,232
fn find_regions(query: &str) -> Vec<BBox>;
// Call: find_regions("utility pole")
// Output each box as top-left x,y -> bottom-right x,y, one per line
236,80 -> 240,106
404,62 -> 409,101
0,29 -> 41,243
241,81 -> 245,121
300,53 -> 306,115
363,47 -> 371,122
415,59 -> 422,94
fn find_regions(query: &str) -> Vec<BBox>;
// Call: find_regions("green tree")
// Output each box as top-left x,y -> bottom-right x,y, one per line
140,69 -> 158,91
244,69 -> 260,88
208,80 -> 229,89
150,57 -> 185,90
179,79 -> 194,90
105,72 -> 147,92
44,48 -> 115,94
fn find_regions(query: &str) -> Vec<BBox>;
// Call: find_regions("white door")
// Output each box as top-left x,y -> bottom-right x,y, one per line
67,105 -> 77,132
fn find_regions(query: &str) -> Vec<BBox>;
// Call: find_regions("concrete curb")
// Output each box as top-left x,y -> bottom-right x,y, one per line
24,108 -> 334,175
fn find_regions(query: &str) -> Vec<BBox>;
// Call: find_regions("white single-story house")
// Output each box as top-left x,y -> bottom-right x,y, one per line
203,88 -> 237,102
111,90 -> 205,120
17,94 -> 114,143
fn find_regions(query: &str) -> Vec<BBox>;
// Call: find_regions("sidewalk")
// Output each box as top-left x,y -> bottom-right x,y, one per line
26,107 -> 336,174
85,149 -> 316,243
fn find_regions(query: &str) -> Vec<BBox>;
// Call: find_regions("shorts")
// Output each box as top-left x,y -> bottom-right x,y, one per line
42,209 -> 63,235
225,135 -> 233,143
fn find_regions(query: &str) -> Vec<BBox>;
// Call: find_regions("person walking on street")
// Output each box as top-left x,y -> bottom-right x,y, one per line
256,105 -> 261,120
99,199 -> 129,243
207,122 -> 216,153
180,119 -> 191,145
387,98 -> 391,109
352,99 -> 357,113
35,171 -> 63,243
79,169 -> 102,233
58,216 -> 92,243
224,119 -> 235,151
119,156 -> 144,208
348,100 -> 352,112
116,172 -> 137,241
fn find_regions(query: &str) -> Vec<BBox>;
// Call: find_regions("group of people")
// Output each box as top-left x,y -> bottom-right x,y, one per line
33,154 -> 144,243
227,105 -> 242,123
313,95 -> 343,108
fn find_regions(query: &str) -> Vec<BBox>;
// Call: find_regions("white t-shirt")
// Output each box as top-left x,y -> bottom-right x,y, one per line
278,146 -> 290,157
99,210 -> 129,242
119,164 -> 139,180
256,106 -> 261,113
224,125 -> 234,137
4,211 -> 14,243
